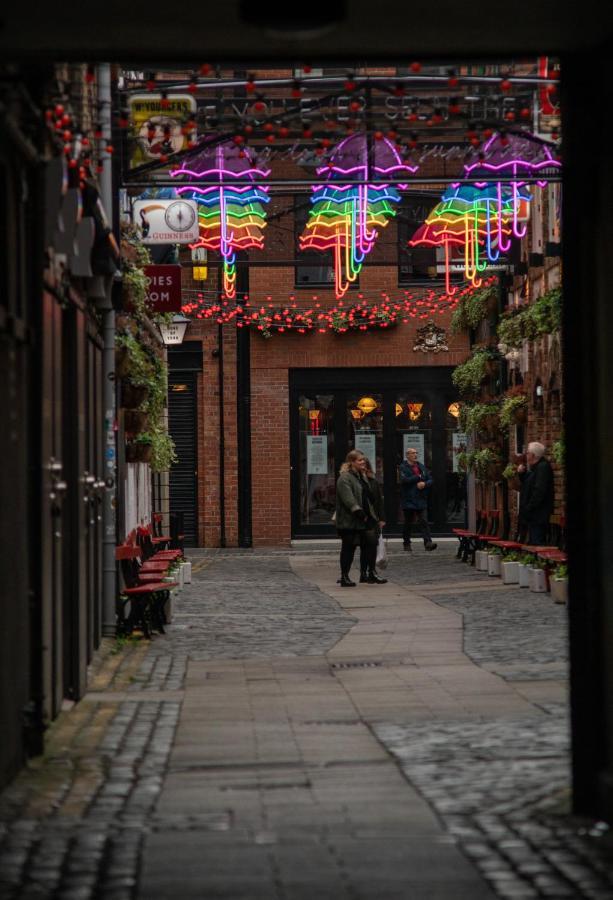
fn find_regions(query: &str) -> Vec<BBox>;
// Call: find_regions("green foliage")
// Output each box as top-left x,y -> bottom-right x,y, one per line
554,563 -> 568,579
552,436 -> 565,466
519,553 -> 537,566
462,447 -> 503,482
497,287 -> 562,348
450,283 -> 497,334
499,393 -> 528,429
503,551 -> 522,562
451,347 -> 501,396
488,546 -> 503,556
502,463 -> 518,480
458,402 -> 499,435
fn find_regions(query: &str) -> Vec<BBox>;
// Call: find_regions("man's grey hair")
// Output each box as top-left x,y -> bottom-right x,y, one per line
527,441 -> 545,458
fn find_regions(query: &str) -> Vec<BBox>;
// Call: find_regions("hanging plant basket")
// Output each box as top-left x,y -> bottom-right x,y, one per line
121,382 -> 149,409
115,347 -> 131,379
124,410 -> 150,435
485,461 -> 504,483
126,442 -> 153,463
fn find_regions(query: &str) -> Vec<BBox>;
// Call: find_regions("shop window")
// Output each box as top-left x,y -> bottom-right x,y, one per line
298,394 -> 336,525
397,193 -> 447,285
294,196 -> 335,288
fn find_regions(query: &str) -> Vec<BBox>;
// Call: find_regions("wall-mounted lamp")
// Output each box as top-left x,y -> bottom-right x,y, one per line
157,313 -> 191,346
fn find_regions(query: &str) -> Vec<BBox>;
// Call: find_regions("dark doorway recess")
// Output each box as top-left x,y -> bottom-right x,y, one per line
167,372 -> 198,546
290,367 -> 466,539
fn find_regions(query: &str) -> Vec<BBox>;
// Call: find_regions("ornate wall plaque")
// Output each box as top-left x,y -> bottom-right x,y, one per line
413,320 -> 449,353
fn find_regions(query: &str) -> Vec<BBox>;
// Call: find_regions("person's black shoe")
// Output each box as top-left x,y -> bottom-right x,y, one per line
339,574 -> 356,587
368,571 -> 388,584
425,541 -> 438,551
359,571 -> 369,583
403,544 -> 412,552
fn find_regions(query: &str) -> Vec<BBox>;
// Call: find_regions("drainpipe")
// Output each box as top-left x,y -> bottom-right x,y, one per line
96,63 -> 117,635
217,322 -> 226,548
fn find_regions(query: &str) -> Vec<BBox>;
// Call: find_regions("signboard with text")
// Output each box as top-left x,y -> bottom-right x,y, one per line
144,265 -> 182,313
132,199 -> 199,244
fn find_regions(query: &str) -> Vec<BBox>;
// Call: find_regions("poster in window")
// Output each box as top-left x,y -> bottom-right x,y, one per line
452,432 -> 468,473
306,435 -> 328,474
354,432 -> 376,470
403,433 -> 425,461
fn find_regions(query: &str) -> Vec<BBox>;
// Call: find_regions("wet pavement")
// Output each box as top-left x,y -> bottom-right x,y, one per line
1,542 -> 612,899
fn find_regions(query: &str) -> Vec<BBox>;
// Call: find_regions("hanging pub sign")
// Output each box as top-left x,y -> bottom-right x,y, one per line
128,93 -> 197,167
132,199 -> 199,244
144,265 -> 182,313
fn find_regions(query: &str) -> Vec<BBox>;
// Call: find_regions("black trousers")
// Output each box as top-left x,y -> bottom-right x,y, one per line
402,508 -> 433,546
339,528 -> 378,576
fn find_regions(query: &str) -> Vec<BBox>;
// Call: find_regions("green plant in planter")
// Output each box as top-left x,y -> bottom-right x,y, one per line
496,288 -> 562,348
553,563 -> 568,579
502,463 -> 518,481
488,546 -> 503,556
451,348 -> 501,396
518,553 -> 536,566
450,283 -> 497,333
503,550 -> 522,562
499,393 -> 528,429
467,447 -> 503,482
459,402 -> 500,435
147,425 -> 178,473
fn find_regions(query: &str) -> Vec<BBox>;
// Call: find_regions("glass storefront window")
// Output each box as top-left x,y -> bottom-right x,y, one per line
446,400 -> 467,523
395,395 -> 432,522
347,393 -> 383,482
298,394 -> 335,525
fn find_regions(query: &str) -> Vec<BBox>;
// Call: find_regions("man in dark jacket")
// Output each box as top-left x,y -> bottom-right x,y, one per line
399,447 -> 437,551
518,441 -> 555,545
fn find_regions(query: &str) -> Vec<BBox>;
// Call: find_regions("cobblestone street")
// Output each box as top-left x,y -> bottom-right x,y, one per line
2,543 -> 612,899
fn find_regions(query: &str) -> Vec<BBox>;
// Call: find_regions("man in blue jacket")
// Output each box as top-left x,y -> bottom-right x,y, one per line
400,446 -> 437,551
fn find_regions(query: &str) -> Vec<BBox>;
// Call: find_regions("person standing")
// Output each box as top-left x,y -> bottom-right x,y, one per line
335,450 -> 379,586
517,441 -> 554,545
358,457 -> 387,584
400,446 -> 437,551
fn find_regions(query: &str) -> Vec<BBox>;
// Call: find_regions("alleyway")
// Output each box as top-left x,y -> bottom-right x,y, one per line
1,545 -> 612,899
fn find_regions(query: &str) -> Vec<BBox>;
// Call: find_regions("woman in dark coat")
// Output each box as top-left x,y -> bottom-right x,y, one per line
358,457 -> 387,584
335,450 -> 385,586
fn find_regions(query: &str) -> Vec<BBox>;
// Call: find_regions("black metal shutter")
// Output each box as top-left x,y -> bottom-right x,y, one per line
168,373 -> 198,546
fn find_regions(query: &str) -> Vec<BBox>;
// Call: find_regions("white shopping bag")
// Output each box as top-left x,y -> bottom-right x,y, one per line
376,534 -> 388,569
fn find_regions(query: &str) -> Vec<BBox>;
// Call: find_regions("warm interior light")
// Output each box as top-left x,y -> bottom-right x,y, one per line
395,403 -> 403,417
308,410 -> 320,419
351,408 -> 364,420
357,396 -> 378,414
448,402 -> 461,418
407,402 -> 423,421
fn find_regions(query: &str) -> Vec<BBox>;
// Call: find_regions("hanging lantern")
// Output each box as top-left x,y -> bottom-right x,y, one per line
448,402 -> 461,418
357,396 -> 378,414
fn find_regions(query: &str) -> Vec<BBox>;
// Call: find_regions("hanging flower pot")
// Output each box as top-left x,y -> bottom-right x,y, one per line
126,441 -> 153,463
121,382 -> 149,409
124,410 -> 150,435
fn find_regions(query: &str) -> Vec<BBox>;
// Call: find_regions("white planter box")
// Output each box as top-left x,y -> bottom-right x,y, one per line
550,577 -> 568,605
476,550 -> 489,571
182,561 -> 192,584
529,567 -> 548,592
518,563 -> 531,588
502,561 -> 519,584
488,554 -> 502,576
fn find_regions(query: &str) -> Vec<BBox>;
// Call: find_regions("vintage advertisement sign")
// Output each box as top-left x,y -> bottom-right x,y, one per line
128,93 -> 197,167
143,265 -> 182,313
132,199 -> 199,244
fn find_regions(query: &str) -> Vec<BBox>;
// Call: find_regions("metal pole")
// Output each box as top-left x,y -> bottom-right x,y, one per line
97,63 -> 117,636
